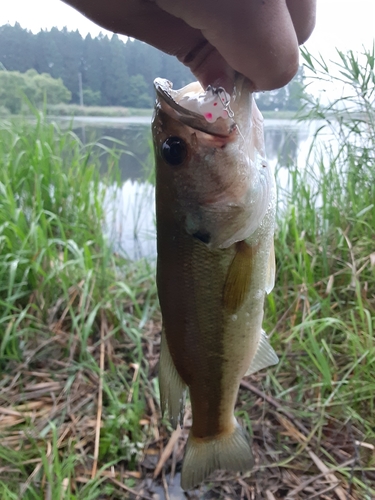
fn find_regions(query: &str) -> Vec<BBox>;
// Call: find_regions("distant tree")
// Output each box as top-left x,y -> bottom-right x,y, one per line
100,34 -> 129,105
255,66 -> 308,112
53,28 -> 84,102
82,34 -> 104,95
255,86 -> 288,112
30,70 -> 72,105
0,71 -> 28,113
0,23 -> 35,72
285,66 -> 306,111
123,74 -> 153,108
0,69 -> 71,113
124,40 -> 162,95
83,88 -> 101,106
0,24 -> 195,108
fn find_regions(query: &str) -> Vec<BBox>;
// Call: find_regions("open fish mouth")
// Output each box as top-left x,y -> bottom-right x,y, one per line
154,78 -> 238,138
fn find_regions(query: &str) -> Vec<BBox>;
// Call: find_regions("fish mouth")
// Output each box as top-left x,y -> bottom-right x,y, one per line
154,78 -> 238,138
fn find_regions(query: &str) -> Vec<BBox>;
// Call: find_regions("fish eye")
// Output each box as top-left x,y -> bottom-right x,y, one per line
161,136 -> 187,166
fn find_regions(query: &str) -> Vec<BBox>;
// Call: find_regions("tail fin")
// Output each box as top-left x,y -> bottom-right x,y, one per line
181,421 -> 254,491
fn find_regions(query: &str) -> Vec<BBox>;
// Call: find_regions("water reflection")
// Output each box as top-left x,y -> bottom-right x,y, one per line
70,117 -> 322,260
265,120 -> 311,166
104,180 -> 156,260
265,127 -> 299,166
70,116 -> 153,181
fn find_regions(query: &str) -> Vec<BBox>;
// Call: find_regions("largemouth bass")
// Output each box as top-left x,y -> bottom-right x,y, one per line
152,77 -> 278,490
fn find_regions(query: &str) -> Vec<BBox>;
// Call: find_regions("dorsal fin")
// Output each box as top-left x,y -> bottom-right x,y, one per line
222,240 -> 256,314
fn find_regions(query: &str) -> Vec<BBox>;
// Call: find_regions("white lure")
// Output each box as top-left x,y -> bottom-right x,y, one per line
178,86 -> 232,123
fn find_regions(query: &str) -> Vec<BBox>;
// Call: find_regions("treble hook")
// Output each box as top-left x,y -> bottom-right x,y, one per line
206,85 -> 234,119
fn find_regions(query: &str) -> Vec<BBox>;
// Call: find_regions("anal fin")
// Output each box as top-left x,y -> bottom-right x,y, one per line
159,327 -> 186,428
245,330 -> 279,376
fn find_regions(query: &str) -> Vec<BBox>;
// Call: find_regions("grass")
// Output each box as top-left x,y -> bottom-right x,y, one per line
0,46 -> 374,499
0,111 -> 158,498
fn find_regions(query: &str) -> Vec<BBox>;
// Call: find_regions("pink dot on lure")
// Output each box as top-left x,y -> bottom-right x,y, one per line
178,86 -> 232,123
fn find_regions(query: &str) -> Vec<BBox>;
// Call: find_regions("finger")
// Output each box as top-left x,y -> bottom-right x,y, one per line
155,0 -> 301,90
62,0 -> 307,91
286,0 -> 317,44
62,0 -> 198,55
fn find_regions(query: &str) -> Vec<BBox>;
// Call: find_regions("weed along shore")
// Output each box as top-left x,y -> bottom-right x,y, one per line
1,52 -> 375,499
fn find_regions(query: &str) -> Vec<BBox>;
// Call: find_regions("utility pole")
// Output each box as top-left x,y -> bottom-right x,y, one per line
78,72 -> 84,107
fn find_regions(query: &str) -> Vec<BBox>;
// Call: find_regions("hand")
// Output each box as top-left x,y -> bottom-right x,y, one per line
62,0 -> 316,91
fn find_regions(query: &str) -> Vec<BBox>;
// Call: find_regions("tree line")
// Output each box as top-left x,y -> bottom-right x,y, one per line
0,23 -> 194,108
0,23 -> 307,111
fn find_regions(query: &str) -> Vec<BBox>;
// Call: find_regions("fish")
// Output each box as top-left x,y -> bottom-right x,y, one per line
152,76 -> 278,491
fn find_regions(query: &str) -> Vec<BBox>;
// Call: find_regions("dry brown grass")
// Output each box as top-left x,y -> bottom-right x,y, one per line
0,290 -> 373,499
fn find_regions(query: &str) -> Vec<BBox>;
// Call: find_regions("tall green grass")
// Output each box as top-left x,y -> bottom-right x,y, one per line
0,111 -> 106,355
262,47 -> 375,496
0,111 -> 158,498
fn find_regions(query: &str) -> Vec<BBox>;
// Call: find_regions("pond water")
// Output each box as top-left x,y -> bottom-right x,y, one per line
66,115 -> 330,260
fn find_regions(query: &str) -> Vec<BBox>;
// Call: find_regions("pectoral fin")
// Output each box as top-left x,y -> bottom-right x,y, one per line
265,241 -> 276,294
245,330 -> 279,376
223,240 -> 255,314
159,327 -> 186,428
